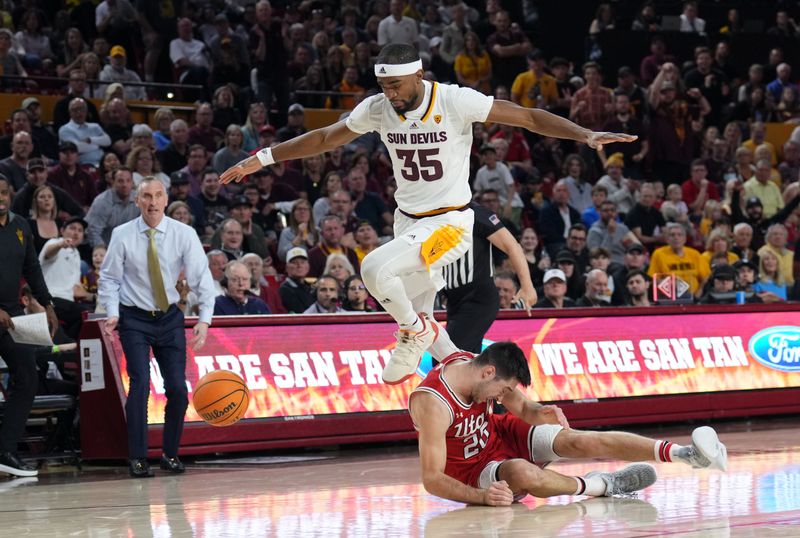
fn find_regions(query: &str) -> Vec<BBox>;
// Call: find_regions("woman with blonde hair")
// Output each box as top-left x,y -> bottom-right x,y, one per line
242,102 -> 268,152
323,252 -> 356,288
127,146 -> 170,187
78,52 -> 102,97
454,31 -> 492,94
698,199 -> 725,239
98,82 -> 125,123
166,200 -> 194,226
278,199 -> 319,261
722,122 -> 742,163
28,185 -> 61,253
754,249 -> 788,301
213,124 -> 250,174
153,107 -> 175,151
702,228 -> 739,266
313,171 -> 343,224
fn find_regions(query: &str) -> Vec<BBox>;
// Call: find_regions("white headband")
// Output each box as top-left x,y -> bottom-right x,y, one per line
374,60 -> 423,77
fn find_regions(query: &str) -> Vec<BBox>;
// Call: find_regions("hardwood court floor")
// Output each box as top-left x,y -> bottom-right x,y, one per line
2,418 -> 799,537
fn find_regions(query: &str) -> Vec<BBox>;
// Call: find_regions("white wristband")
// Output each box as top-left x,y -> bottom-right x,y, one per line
256,147 -> 275,167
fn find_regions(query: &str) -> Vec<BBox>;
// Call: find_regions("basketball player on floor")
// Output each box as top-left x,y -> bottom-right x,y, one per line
221,44 -> 636,384
411,342 -> 728,505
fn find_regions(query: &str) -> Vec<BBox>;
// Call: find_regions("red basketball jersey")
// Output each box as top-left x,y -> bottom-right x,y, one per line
410,352 -> 503,485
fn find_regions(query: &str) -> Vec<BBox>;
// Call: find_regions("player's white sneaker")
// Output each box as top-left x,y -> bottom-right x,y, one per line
585,463 -> 657,497
383,314 -> 439,385
686,426 -> 728,471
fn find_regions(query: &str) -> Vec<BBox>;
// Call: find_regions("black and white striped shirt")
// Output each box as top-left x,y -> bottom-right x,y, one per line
442,203 -> 506,294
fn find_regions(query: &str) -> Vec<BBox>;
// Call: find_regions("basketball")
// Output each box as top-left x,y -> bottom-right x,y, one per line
192,370 -> 250,427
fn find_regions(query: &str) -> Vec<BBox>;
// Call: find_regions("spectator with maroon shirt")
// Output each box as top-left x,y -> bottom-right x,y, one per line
47,141 -> 98,211
177,145 -> 210,197
188,102 -> 225,154
682,159 -> 720,215
486,10 -> 532,89
649,77 -> 701,185
639,35 -> 676,86
307,215 -> 360,278
11,158 -> 84,219
265,158 -> 305,197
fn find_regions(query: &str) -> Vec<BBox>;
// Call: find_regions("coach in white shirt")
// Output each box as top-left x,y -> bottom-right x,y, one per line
99,176 -> 216,478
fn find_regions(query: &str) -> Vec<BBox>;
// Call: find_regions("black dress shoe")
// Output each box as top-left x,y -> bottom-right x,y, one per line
159,455 -> 185,474
128,458 -> 154,478
0,452 -> 38,478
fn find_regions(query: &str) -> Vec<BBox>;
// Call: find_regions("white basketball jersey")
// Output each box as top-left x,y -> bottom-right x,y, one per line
346,81 -> 494,214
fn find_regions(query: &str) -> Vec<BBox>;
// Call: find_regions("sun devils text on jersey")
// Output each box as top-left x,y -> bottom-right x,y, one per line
346,80 -> 494,215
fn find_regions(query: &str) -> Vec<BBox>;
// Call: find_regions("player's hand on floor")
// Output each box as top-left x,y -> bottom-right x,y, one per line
483,480 -> 514,506
538,404 -> 570,429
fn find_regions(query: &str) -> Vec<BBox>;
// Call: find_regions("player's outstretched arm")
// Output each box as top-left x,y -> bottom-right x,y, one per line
485,100 -> 637,152
410,392 -> 513,506
501,389 -> 570,429
219,120 -> 361,184
487,228 -> 537,313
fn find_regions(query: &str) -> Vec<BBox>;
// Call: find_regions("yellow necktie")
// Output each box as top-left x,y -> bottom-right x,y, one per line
147,229 -> 170,312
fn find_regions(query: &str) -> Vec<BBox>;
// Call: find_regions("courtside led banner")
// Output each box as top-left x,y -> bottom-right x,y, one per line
108,311 -> 800,425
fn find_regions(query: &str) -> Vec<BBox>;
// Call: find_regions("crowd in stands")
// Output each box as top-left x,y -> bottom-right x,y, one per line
1,0 -> 799,327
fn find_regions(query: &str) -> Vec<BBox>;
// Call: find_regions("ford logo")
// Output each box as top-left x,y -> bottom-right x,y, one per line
749,326 -> 800,372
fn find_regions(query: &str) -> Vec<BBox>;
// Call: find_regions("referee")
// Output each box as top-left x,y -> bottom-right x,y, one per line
440,202 -> 537,354
99,177 -> 216,478
0,175 -> 58,477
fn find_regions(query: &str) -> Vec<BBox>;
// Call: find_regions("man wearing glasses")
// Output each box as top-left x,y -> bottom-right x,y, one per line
213,260 -> 270,316
53,69 -> 100,129
565,223 -> 590,274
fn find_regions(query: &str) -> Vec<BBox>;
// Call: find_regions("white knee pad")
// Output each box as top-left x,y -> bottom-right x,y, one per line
530,424 -> 564,463
360,251 -> 386,295
478,460 -> 503,490
478,460 -> 528,502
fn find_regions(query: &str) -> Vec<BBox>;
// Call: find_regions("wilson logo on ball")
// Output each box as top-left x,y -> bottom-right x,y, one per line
192,370 -> 251,426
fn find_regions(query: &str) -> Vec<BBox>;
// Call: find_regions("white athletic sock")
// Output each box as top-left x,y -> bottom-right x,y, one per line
654,440 -> 690,463
575,475 -> 607,496
427,327 -> 459,360
400,316 -> 424,333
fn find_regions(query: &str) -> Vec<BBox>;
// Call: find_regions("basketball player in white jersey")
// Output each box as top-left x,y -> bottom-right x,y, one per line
220,44 -> 637,384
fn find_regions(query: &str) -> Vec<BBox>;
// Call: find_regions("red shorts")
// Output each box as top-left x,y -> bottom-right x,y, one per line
446,414 -> 538,488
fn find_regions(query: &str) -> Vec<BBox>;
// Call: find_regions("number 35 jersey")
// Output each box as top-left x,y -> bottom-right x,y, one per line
346,80 -> 494,214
